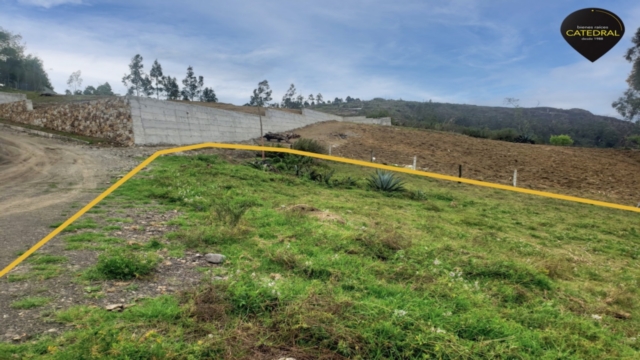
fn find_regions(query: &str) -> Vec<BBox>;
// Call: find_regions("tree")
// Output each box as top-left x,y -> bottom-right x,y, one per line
308,94 -> 315,104
141,75 -> 154,97
200,87 -> 218,102
504,97 -> 531,136
0,27 -> 53,91
67,70 -> 82,94
94,82 -> 114,95
280,84 -> 306,109
150,59 -> 164,99
334,97 -> 343,104
613,27 -> 640,122
249,80 -> 273,159
181,66 -> 204,101
74,90 -> 82,95
346,96 -> 354,103
163,76 -> 180,100
83,85 -> 96,95
122,54 -> 147,97
316,93 -> 323,104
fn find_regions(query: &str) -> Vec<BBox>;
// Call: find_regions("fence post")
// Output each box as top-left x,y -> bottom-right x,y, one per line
513,169 -> 517,187
371,150 -> 375,162
329,146 -> 331,156
458,165 -> 462,183
413,156 -> 417,170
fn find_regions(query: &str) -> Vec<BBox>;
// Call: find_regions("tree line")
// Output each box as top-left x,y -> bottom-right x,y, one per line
0,27 -> 53,91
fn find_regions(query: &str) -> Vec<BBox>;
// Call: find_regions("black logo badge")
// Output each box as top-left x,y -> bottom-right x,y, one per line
561,8 -> 625,62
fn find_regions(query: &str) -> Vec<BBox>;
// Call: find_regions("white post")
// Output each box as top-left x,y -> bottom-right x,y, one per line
329,146 -> 331,156
513,169 -> 517,187
413,156 -> 417,170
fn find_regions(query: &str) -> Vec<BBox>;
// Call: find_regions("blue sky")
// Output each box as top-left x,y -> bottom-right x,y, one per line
1,0 -> 640,118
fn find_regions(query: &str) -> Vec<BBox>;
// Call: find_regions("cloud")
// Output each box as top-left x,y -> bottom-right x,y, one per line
17,0 -> 82,8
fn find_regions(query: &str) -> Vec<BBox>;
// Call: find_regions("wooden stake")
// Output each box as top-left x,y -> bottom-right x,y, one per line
413,156 -> 417,170
458,165 -> 462,183
513,169 -> 517,187
371,150 -> 375,162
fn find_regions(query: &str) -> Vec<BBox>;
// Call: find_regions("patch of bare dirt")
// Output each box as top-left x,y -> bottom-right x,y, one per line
0,204 -> 222,343
283,204 -> 345,224
294,121 -> 640,206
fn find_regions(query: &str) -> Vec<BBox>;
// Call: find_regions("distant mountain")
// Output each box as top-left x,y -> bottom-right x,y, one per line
311,99 -> 640,148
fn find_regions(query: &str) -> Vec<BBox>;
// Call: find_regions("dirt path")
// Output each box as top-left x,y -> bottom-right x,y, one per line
0,128 -> 153,271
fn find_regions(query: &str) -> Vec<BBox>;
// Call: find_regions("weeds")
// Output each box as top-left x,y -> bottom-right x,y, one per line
88,248 -> 159,280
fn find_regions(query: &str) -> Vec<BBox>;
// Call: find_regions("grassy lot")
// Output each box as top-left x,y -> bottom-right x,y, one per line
1,151 -> 639,359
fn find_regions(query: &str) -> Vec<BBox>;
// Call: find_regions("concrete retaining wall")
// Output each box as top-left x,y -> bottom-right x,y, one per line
0,92 -> 26,104
129,96 -> 390,145
0,91 -> 391,146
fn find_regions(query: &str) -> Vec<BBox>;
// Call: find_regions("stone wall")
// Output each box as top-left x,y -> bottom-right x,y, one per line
0,97 -> 134,145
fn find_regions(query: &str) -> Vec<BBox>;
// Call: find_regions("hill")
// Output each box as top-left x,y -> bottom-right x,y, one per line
311,98 -> 640,148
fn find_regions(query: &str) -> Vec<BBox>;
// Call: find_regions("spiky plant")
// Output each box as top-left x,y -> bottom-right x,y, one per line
367,170 -> 406,192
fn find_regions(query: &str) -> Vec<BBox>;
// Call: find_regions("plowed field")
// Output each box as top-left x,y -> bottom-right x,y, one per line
293,121 -> 640,207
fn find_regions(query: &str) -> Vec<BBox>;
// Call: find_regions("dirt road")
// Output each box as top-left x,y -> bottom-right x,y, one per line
0,128 -> 147,271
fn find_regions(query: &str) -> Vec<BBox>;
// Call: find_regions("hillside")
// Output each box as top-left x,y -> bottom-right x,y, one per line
311,98 -> 640,148
290,121 -> 640,207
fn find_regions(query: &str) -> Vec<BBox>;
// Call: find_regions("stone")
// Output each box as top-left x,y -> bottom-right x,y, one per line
205,253 -> 226,264
105,304 -> 124,312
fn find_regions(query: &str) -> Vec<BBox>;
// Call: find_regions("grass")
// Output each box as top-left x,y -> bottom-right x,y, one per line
10,297 -> 51,309
2,153 -> 640,358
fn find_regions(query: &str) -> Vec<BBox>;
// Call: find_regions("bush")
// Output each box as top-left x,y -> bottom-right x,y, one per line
625,135 -> 640,148
549,134 -> 574,146
367,170 -> 405,192
94,248 -> 159,280
366,109 -> 390,118
211,198 -> 256,227
291,138 -> 327,154
491,128 -> 519,142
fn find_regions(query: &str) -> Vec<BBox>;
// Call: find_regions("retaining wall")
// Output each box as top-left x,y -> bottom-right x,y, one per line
129,96 -> 390,145
0,92 -> 26,104
0,91 -> 391,146
0,97 -> 134,145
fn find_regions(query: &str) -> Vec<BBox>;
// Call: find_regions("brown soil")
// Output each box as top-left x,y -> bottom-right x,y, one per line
294,121 -> 640,206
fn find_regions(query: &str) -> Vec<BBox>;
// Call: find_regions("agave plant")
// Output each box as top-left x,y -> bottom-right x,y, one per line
368,170 -> 406,192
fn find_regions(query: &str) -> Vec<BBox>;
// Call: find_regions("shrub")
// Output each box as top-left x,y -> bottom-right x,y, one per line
211,198 -> 256,227
366,109 -> 390,118
625,135 -> 640,148
491,128 -> 519,142
292,138 -> 327,154
367,170 -> 405,192
94,248 -> 159,280
549,134 -> 574,146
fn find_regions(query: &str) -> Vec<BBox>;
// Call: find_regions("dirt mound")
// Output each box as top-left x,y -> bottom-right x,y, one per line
294,122 -> 640,206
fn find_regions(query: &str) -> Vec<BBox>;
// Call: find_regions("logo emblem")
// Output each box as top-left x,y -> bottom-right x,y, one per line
561,8 -> 625,62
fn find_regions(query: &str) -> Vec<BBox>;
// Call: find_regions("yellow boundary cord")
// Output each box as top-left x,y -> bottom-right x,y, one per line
1,142 -> 638,279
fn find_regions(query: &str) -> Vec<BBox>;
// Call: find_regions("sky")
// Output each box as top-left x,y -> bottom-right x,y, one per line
1,0 -> 639,118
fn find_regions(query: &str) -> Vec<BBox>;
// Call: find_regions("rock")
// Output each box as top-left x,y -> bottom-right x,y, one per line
205,253 -> 226,264
105,304 -> 124,312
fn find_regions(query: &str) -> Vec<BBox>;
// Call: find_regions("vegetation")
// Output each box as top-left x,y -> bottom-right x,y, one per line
367,170 -> 406,192
0,27 -> 53,91
550,134 -> 574,146
3,153 -> 639,358
312,97 -> 640,148
89,248 -> 159,280
10,297 -> 51,309
291,138 -> 327,154
612,27 -> 640,122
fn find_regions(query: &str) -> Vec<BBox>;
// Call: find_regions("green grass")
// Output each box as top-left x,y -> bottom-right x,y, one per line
6,264 -> 62,282
3,154 -> 640,359
10,297 -> 51,309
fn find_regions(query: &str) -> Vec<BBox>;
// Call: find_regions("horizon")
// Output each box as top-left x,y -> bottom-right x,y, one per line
2,0 -> 639,119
